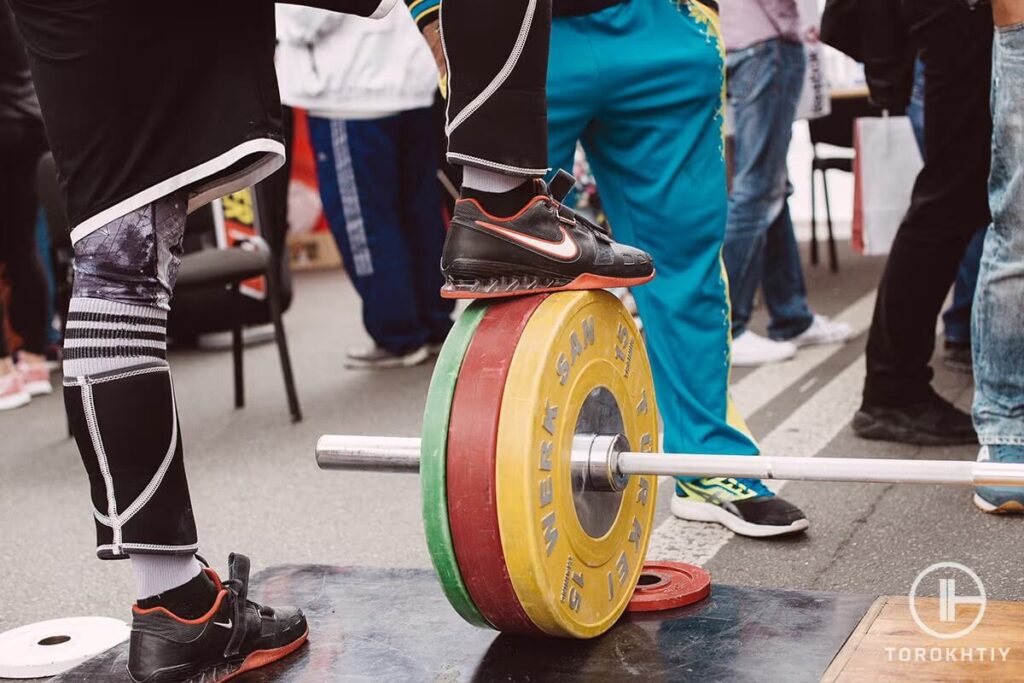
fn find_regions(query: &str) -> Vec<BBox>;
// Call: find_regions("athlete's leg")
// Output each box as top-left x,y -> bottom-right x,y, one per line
435,0 -> 654,298
9,2 -> 308,678
564,0 -> 806,536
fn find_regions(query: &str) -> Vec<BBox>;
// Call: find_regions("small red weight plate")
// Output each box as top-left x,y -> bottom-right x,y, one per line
447,294 -> 549,635
626,561 -> 712,613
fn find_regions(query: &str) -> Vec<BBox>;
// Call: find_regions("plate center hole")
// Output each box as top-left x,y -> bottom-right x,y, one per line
38,635 -> 71,646
637,573 -> 663,587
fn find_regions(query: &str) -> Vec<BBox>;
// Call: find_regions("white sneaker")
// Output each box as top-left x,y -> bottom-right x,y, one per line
16,360 -> 53,396
344,345 -> 429,369
789,315 -> 852,348
730,331 -> 797,367
0,371 -> 31,412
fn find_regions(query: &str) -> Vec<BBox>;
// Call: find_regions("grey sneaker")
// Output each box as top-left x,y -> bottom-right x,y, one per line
344,345 -> 429,369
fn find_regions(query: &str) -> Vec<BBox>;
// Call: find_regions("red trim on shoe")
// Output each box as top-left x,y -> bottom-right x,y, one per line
214,626 -> 309,683
456,196 -> 549,222
131,569 -> 226,624
440,270 -> 656,300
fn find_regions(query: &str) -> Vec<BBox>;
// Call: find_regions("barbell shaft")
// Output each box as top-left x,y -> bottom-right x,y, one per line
316,435 -> 422,473
315,435 -> 1024,486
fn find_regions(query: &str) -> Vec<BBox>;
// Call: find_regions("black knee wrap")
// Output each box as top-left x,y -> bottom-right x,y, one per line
64,362 -> 197,559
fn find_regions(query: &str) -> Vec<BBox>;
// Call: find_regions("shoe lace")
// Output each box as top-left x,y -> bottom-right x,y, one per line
728,477 -> 774,498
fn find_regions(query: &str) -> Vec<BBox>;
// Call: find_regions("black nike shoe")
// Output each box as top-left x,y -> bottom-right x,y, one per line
441,170 -> 655,299
128,554 -> 308,683
852,389 -> 977,446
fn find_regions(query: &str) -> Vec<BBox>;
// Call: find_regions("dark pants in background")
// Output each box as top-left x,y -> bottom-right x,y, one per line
309,108 -> 454,354
0,119 -> 49,356
863,4 -> 993,406
906,56 -> 987,347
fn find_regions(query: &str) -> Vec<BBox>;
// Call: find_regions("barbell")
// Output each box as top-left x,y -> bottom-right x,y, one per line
316,291 -> 1024,639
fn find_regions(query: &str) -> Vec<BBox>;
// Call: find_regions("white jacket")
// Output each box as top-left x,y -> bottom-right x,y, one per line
275,6 -> 438,119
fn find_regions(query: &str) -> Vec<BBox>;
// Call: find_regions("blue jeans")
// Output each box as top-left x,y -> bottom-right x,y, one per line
547,0 -> 760,464
909,55 -> 987,346
308,109 -> 454,354
723,39 -> 814,340
973,23 -> 1024,446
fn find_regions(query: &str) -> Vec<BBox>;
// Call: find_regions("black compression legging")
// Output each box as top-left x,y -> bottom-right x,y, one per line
0,119 -> 49,357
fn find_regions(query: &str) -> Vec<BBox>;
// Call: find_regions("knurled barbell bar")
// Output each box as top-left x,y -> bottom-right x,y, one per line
315,291 -> 1024,640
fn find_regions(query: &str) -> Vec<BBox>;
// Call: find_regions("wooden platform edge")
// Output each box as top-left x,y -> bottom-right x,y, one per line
821,596 -> 888,683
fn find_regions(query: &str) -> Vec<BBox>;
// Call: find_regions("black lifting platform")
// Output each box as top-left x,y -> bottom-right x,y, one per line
54,565 -> 876,682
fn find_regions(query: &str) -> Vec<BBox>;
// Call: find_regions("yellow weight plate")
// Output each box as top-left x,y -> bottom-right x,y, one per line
495,290 -> 659,638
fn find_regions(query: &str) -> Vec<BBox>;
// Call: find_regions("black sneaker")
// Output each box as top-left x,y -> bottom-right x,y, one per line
944,340 -> 973,374
128,554 -> 308,683
441,170 -> 655,299
852,390 -> 977,446
671,477 -> 809,537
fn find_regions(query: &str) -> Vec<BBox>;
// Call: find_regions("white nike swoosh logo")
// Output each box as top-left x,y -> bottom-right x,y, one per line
474,220 -> 580,261
214,620 -> 232,629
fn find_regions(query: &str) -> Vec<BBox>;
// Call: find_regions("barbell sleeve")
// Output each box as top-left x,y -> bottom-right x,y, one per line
314,434 -> 1024,486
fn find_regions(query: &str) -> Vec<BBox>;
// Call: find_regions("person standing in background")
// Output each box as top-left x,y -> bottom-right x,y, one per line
971,0 -> 1024,514
849,0 -> 992,446
0,2 -> 52,411
276,5 -> 454,368
544,0 -> 810,537
906,57 -> 986,374
720,0 -> 852,368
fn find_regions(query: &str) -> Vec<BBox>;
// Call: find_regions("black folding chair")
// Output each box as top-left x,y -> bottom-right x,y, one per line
807,94 -> 882,273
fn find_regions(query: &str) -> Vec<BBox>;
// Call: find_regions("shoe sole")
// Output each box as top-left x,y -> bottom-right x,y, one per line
791,330 -> 853,349
0,392 -> 31,411
670,497 -> 809,538
212,626 -> 309,683
440,271 -> 655,300
973,493 -> 1024,514
344,347 -> 430,369
852,412 -> 977,446
730,354 -> 795,368
23,380 -> 53,396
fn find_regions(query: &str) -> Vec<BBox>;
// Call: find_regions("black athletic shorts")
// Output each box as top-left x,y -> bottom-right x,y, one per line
9,0 -> 286,244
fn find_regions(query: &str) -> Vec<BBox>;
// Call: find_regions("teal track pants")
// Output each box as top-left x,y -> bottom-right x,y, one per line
547,0 -> 759,463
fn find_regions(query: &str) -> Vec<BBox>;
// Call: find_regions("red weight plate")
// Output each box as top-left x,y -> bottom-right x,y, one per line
626,562 -> 712,613
447,294 -> 549,635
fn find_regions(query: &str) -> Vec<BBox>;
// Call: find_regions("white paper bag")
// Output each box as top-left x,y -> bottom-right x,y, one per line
795,0 -> 831,121
852,115 -> 924,255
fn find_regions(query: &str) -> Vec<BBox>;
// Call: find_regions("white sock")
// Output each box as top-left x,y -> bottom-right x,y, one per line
462,167 -> 527,193
130,554 -> 203,600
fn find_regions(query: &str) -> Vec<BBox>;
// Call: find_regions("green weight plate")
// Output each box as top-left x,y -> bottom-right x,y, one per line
421,301 -> 491,628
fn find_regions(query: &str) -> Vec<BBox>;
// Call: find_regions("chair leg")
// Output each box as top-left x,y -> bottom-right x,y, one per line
809,167 -> 819,266
231,283 -> 245,409
265,262 -> 302,423
821,171 -> 839,273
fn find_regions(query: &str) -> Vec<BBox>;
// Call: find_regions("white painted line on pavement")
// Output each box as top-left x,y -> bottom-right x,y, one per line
730,291 -> 875,418
646,357 -> 867,565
